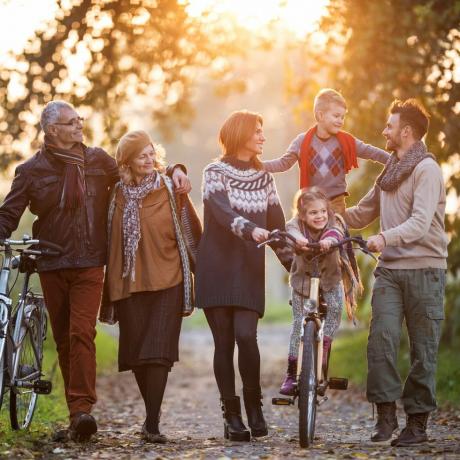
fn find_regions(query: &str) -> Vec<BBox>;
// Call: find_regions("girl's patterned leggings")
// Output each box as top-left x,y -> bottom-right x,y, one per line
288,283 -> 344,358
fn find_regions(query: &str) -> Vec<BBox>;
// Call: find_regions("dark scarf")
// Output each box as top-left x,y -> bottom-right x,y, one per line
44,135 -> 86,209
376,140 -> 434,191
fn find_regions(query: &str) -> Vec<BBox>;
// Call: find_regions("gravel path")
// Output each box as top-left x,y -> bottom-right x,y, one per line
24,324 -> 460,459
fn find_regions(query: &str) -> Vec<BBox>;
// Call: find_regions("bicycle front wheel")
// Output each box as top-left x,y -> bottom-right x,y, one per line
298,320 -> 318,448
10,305 -> 43,430
0,339 -> 6,411
0,300 -> 9,411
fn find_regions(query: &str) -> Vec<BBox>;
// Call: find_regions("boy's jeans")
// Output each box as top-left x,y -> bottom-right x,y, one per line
367,267 -> 445,414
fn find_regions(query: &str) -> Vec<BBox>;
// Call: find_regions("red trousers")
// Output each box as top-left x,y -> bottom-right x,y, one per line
39,266 -> 104,419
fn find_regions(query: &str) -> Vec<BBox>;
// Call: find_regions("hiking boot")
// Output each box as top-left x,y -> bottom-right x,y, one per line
243,387 -> 268,438
391,412 -> 429,447
371,402 -> 398,442
69,412 -> 97,442
221,396 -> 250,442
279,356 -> 297,396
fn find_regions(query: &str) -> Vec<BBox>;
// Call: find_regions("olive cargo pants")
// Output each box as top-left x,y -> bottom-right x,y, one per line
367,267 -> 445,414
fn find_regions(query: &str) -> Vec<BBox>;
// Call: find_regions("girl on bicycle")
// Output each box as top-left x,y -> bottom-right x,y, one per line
279,186 -> 359,395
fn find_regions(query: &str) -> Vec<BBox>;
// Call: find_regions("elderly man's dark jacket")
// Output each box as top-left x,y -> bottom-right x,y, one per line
0,146 -> 119,272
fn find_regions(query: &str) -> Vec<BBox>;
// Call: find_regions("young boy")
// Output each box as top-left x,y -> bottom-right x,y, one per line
263,89 -> 390,214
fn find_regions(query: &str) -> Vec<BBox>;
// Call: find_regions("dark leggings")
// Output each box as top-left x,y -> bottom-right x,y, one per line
204,307 -> 260,399
133,364 -> 169,434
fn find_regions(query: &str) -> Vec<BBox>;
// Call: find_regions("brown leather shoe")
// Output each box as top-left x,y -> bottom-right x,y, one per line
371,402 -> 398,442
391,412 -> 429,447
69,412 -> 97,442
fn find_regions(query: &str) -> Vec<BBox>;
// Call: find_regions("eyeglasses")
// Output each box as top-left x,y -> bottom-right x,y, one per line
53,116 -> 84,127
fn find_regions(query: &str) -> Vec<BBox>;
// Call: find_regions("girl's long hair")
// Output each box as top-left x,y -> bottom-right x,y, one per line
292,186 -> 333,220
218,110 -> 263,170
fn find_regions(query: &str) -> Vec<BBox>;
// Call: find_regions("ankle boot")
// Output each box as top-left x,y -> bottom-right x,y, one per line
221,396 -> 250,442
322,336 -> 332,378
391,412 -> 429,447
243,387 -> 268,437
279,356 -> 297,395
371,402 -> 398,442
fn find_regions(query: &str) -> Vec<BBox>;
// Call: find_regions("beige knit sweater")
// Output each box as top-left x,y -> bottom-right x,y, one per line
345,157 -> 448,269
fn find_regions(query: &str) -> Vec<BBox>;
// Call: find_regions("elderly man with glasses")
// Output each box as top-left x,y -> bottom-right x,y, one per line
0,100 -> 190,441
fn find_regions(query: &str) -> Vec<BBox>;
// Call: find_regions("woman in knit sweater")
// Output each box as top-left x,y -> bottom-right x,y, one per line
101,130 -> 197,443
195,110 -> 292,442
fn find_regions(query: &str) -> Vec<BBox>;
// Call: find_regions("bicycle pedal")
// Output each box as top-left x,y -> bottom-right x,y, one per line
272,397 -> 294,406
33,379 -> 52,395
328,377 -> 348,390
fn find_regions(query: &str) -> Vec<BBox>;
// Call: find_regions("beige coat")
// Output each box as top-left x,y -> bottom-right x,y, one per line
345,157 -> 448,269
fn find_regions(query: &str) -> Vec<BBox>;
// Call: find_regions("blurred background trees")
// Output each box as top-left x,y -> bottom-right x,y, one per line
0,0 -> 459,343
0,0 -> 254,168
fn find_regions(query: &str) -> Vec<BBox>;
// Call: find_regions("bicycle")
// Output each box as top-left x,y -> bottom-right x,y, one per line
258,230 -> 375,448
0,235 -> 62,429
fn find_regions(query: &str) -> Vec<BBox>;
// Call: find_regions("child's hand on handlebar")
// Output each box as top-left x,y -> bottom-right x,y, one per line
319,238 -> 333,252
296,236 -> 310,251
252,227 -> 270,243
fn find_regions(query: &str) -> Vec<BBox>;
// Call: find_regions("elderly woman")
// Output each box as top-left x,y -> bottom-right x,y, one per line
195,110 -> 291,442
102,130 -> 199,443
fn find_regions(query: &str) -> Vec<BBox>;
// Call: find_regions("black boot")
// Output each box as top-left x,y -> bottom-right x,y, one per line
221,396 -> 250,442
391,412 -> 429,447
371,402 -> 398,442
243,387 -> 268,438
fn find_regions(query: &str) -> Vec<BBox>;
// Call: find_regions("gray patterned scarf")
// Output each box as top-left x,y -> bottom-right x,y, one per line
120,172 -> 161,280
376,140 -> 434,191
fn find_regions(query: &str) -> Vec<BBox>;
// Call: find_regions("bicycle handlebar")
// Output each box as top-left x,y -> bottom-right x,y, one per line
258,230 -> 376,259
0,237 -> 64,255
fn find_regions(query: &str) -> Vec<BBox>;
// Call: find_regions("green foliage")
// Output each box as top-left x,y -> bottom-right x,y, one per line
288,0 -> 460,252
0,0 -> 252,168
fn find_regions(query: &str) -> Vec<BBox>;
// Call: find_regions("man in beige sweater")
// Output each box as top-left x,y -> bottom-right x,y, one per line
345,99 -> 448,447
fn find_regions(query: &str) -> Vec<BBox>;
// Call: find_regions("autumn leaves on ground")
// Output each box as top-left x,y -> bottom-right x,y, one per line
2,323 -> 460,460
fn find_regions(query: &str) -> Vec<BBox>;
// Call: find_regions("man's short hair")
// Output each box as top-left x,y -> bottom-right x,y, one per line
313,88 -> 347,116
40,100 -> 75,132
389,98 -> 430,140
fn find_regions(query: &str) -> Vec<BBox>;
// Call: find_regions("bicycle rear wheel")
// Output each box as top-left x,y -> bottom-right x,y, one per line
298,320 -> 318,448
9,302 -> 44,430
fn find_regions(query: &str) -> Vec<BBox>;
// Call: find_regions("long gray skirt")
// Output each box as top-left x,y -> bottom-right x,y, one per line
114,283 -> 183,372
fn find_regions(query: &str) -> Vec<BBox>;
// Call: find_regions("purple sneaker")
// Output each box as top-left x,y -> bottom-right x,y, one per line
279,356 -> 297,396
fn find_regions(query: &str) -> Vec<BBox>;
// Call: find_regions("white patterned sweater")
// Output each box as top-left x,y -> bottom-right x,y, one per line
195,158 -> 292,317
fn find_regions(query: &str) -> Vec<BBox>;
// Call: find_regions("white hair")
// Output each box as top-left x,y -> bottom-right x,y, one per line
40,100 -> 75,132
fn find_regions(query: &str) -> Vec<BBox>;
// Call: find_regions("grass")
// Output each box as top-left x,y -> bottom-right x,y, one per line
0,326 -> 117,450
330,329 -> 460,407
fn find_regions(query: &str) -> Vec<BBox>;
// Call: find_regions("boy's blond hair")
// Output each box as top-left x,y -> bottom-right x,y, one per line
313,89 -> 347,120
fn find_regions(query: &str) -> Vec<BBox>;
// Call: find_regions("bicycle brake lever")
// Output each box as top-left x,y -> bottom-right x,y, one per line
360,247 -> 378,261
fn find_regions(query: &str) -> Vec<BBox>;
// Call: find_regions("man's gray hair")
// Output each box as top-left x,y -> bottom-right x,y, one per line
40,100 -> 75,132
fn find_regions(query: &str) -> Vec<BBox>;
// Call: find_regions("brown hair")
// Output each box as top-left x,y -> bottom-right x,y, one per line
293,186 -> 332,219
219,110 -> 263,170
313,88 -> 347,120
389,98 -> 430,140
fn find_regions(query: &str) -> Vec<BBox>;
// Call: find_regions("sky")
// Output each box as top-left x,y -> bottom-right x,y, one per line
0,0 -> 328,56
